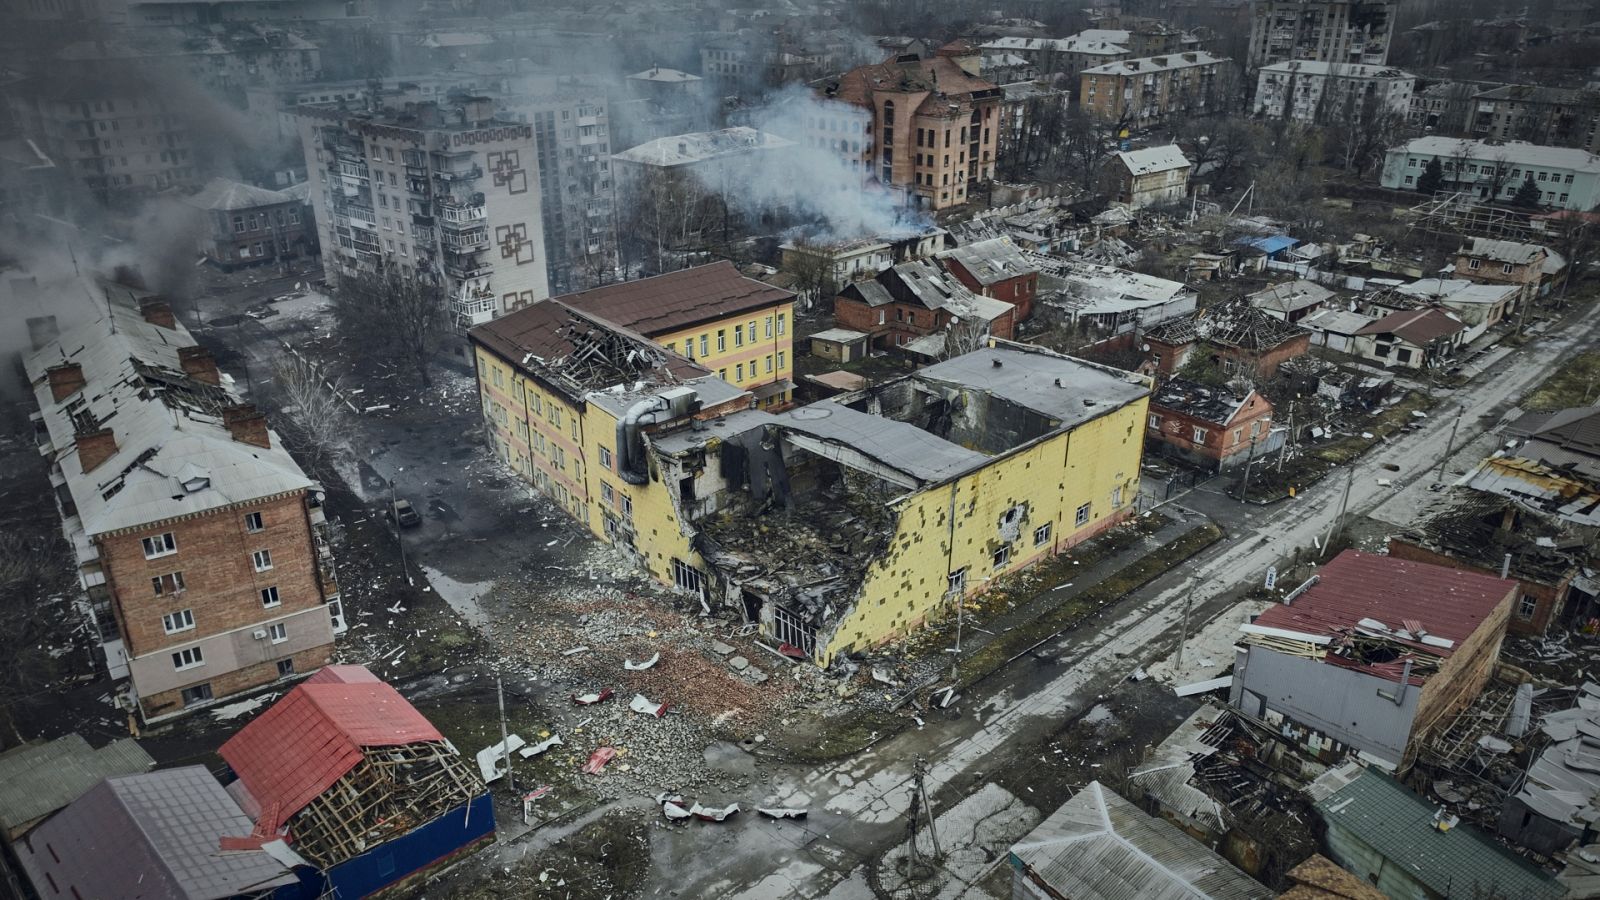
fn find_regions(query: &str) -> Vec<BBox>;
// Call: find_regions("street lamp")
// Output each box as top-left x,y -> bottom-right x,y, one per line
389,469 -> 412,586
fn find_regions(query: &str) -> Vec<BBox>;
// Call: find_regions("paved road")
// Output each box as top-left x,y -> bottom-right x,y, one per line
644,307 -> 1600,899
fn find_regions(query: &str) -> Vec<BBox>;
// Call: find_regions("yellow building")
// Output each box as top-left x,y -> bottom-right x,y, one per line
560,261 -> 797,407
471,295 -> 1151,664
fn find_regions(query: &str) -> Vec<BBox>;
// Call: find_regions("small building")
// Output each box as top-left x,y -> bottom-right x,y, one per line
625,66 -> 704,102
220,665 -> 493,899
0,734 -> 153,850
1454,238 -> 1550,308
1396,278 -> 1521,342
1045,260 -> 1196,332
1280,854 -> 1387,900
15,766 -> 301,900
184,177 -> 310,270
1248,279 -> 1335,323
1008,781 -> 1272,900
1300,307 -> 1377,354
1499,682 -> 1600,857
808,328 -> 871,363
779,227 -> 948,302
1355,307 -> 1467,369
1230,550 -> 1516,767
834,259 -> 1017,352
1146,377 -> 1279,471
1316,768 -> 1564,900
1103,144 -> 1190,210
936,237 -> 1040,320
1141,304 -> 1311,380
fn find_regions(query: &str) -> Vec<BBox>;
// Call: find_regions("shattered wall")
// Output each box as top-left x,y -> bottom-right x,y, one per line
817,396 -> 1147,662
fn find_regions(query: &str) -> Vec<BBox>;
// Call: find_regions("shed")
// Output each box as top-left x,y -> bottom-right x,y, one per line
1008,780 -> 1272,899
808,328 -> 871,363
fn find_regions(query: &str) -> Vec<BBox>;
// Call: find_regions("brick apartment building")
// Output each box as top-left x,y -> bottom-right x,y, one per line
25,280 -> 343,723
184,177 -> 311,270
1079,52 -> 1230,128
819,48 -> 1002,210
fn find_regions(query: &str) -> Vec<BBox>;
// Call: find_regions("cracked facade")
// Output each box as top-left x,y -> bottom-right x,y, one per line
471,285 -> 1149,663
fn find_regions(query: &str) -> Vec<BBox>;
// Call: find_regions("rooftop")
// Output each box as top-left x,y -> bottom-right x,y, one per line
0,734 -> 153,837
1300,308 -> 1377,335
823,53 -> 998,114
1355,307 -> 1466,345
627,66 -> 702,83
1397,487 -> 1594,584
1151,377 -> 1259,427
1315,770 -> 1563,900
559,261 -> 794,337
17,767 -> 297,900
937,236 -> 1037,285
1392,137 -> 1600,173
1247,279 -> 1335,315
23,280 -> 314,537
914,345 -> 1149,434
775,402 -> 988,486
1249,550 -> 1513,685
220,671 -> 445,832
612,126 -> 795,168
1010,781 -> 1271,900
1460,237 -> 1548,265
184,177 -> 296,212
1115,144 -> 1190,175
1082,50 -> 1225,76
1517,683 -> 1600,832
1258,59 -> 1412,79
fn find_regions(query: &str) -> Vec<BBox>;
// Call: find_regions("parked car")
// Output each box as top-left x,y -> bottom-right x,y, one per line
387,498 -> 422,528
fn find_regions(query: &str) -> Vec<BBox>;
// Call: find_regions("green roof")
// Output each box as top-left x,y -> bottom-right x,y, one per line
1316,771 -> 1563,900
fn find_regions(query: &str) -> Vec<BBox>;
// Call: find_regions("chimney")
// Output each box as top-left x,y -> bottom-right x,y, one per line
76,428 -> 118,473
222,404 -> 271,449
177,346 -> 220,385
47,363 -> 86,401
139,297 -> 176,329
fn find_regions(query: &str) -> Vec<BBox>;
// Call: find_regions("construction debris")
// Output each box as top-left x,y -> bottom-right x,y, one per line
624,653 -> 661,671
519,735 -> 564,759
573,689 -> 615,706
477,734 -> 526,782
629,694 -> 670,718
691,802 -> 739,822
582,747 -> 617,775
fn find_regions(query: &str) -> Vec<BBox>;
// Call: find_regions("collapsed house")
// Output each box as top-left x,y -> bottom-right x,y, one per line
1140,302 -> 1311,380
1500,682 -> 1600,858
1230,551 -> 1516,768
219,665 -> 492,898
1040,259 -> 1196,333
1390,488 -> 1599,636
1145,377 -> 1281,472
778,226 -> 948,295
652,344 -> 1150,663
833,258 -> 1017,357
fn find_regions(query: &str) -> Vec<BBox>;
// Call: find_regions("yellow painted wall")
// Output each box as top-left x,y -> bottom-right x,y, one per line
473,345 -> 594,531
816,394 -> 1150,664
579,403 -> 700,584
653,302 -> 794,406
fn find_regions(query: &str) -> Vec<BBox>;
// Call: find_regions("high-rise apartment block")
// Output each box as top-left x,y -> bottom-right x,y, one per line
1248,0 -> 1397,69
295,97 -> 550,330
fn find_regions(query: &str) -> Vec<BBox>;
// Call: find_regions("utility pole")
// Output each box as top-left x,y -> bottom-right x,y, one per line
1239,434 -> 1260,502
496,673 -> 516,793
1323,464 -> 1356,558
911,757 -> 942,859
1437,404 -> 1465,485
1174,576 -> 1197,676
1277,401 -> 1294,473
389,474 -> 412,585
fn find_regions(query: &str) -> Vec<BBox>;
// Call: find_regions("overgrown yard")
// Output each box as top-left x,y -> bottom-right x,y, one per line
1521,350 -> 1600,411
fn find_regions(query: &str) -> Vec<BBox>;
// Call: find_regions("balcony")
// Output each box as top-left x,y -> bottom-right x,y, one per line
444,253 -> 493,279
344,204 -> 377,231
441,228 -> 490,251
438,202 -> 488,226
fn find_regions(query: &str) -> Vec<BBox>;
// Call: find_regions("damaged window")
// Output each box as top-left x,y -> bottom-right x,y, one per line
151,571 -> 185,596
1075,504 -> 1091,527
1034,523 -> 1052,546
992,544 -> 1012,569
1519,594 -> 1537,619
948,568 -> 968,597
141,532 -> 176,559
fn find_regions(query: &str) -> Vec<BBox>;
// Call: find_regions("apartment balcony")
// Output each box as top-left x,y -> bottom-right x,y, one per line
438,202 -> 488,227
441,228 -> 490,251
577,113 -> 605,127
444,254 -> 493,279
344,204 -> 377,231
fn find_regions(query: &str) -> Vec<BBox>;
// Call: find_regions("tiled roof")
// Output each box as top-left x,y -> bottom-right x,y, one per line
1354,307 -> 1466,345
0,734 -> 153,836
559,261 -> 794,336
825,54 -> 997,110
220,669 -> 444,832
16,767 -> 297,900
1316,770 -> 1564,900
1011,781 -> 1271,900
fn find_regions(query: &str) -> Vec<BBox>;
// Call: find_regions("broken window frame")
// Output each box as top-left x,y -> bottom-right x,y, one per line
1518,593 -> 1538,619
992,543 -> 1012,569
1034,523 -> 1052,546
244,511 -> 264,533
180,682 -> 213,706
141,532 -> 177,559
151,571 -> 185,596
1075,503 -> 1091,527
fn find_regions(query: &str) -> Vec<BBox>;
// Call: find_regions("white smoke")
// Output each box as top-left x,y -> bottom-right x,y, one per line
732,84 -> 936,244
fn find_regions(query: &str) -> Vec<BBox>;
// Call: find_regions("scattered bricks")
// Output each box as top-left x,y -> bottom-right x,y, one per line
745,667 -> 770,685
728,656 -> 750,672
711,641 -> 735,656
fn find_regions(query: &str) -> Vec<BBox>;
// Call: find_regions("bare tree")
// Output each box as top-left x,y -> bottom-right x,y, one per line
941,315 -> 991,359
332,266 -> 449,388
783,238 -> 840,312
273,355 -> 348,476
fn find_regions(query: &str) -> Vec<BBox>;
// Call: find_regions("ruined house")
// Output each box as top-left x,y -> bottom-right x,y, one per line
219,665 -> 492,898
1230,550 -> 1516,768
1141,303 -> 1311,381
833,258 -> 1017,356
651,344 -> 1150,662
1145,377 -> 1279,472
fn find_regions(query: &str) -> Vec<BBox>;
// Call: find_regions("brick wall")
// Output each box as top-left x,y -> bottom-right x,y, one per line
101,491 -> 327,662
1147,395 -> 1274,470
1409,585 -> 1513,762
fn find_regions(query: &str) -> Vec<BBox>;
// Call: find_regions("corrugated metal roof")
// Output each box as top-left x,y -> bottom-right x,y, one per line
1317,770 -> 1564,900
1011,781 -> 1271,900
937,237 -> 1038,285
1394,137 -> 1600,174
0,734 -> 153,834
220,669 -> 443,832
1354,307 -> 1466,345
15,766 -> 297,900
560,261 -> 794,337
1116,145 -> 1190,176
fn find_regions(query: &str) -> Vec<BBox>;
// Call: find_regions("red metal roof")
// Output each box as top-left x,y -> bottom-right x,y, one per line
219,669 -> 442,832
1253,551 -> 1513,682
306,664 -> 383,684
558,261 -> 794,337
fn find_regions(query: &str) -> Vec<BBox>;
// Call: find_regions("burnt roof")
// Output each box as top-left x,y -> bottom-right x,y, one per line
559,261 -> 794,337
824,53 -> 998,114
1151,376 -> 1255,426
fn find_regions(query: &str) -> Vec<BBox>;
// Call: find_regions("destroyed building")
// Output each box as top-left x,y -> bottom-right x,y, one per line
1141,303 -> 1311,381
1042,260 -> 1196,333
1498,682 -> 1600,858
935,236 -> 1040,321
778,226 -> 948,298
219,666 -> 492,898
1146,378 -> 1280,472
833,258 -> 1017,357
657,344 -> 1149,662
1390,488 -> 1598,636
24,279 -> 344,723
1230,551 -> 1516,768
